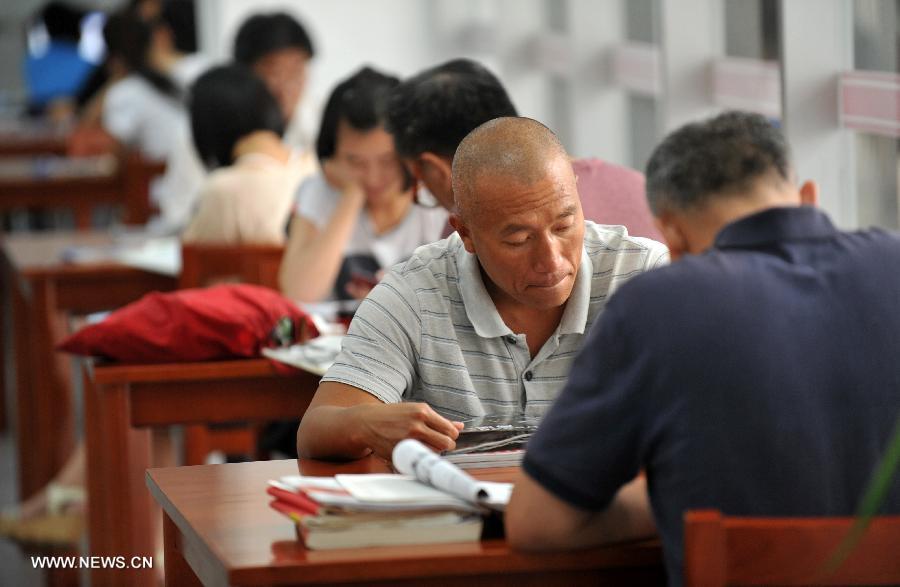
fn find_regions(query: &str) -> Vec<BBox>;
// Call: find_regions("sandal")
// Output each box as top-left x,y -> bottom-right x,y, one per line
46,483 -> 86,516
0,483 -> 86,548
0,512 -> 83,548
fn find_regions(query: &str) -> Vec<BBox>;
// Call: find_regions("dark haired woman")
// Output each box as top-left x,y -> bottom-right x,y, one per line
182,64 -> 314,244
279,67 -> 447,302
100,10 -> 184,161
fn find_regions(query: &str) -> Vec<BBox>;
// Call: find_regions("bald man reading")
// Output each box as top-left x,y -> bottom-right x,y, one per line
296,117 -> 669,460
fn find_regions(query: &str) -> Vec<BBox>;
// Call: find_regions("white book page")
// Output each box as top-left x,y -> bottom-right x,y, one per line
335,474 -> 473,510
277,475 -> 345,492
475,481 -> 513,511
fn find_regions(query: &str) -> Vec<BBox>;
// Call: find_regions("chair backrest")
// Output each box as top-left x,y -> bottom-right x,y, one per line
179,243 -> 285,290
572,157 -> 664,242
684,509 -> 900,586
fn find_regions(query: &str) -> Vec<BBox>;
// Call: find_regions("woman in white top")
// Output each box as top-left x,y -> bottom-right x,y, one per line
100,11 -> 185,162
280,67 -> 447,302
182,64 -> 312,244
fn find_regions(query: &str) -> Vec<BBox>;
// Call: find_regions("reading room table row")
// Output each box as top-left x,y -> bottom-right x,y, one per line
0,152 -> 162,229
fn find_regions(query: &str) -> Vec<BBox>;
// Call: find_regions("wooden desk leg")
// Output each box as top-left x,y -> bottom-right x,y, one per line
85,373 -> 155,587
74,206 -> 92,230
163,511 -> 203,587
12,281 -> 32,492
15,276 -> 74,498
122,154 -> 155,225
0,267 -> 8,433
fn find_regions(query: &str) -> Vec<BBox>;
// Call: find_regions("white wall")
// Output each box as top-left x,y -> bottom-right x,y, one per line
196,0 -> 631,165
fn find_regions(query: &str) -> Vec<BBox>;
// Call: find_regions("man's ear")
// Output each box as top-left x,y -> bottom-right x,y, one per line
654,214 -> 687,262
420,152 -> 452,189
450,213 -> 476,254
799,180 -> 819,207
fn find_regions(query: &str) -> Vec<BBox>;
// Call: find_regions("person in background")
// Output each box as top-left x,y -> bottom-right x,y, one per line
69,0 -> 202,139
23,1 -> 96,120
147,0 -> 211,92
152,11 -> 317,234
387,58 -> 662,241
100,10 -> 184,162
130,0 -> 162,22
182,65 -> 305,244
233,12 -> 314,144
504,111 -> 900,586
278,67 -> 448,303
295,117 -> 668,461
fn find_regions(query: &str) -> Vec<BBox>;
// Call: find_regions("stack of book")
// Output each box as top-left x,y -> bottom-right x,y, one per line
268,440 -> 511,550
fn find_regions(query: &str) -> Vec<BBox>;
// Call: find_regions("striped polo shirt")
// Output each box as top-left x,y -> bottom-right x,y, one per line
321,221 -> 669,420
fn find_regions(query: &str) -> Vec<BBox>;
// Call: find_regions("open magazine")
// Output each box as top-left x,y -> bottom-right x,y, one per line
441,414 -> 539,468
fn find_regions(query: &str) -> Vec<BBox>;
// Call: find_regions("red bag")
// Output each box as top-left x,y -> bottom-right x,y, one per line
58,284 -> 317,363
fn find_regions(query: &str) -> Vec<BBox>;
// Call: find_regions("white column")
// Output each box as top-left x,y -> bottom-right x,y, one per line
658,0 -> 723,132
196,0 -> 226,60
565,0 -> 630,164
780,0 -> 856,227
495,0 -> 551,126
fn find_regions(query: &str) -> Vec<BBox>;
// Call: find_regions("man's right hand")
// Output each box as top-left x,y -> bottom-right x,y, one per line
348,402 -> 465,461
297,382 -> 465,461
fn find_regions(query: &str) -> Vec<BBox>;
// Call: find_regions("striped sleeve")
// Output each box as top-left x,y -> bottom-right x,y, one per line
650,242 -> 670,269
320,271 -> 421,404
632,236 -> 670,269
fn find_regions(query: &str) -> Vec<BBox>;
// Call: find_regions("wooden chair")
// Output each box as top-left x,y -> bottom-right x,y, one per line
179,242 -> 284,290
684,509 -> 900,586
178,242 -> 286,465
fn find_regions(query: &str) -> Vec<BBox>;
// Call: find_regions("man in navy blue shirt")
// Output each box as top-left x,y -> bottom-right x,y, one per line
505,111 -> 900,585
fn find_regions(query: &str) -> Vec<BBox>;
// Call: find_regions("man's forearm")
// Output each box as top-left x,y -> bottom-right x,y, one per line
507,475 -> 656,551
296,405 -> 374,460
578,476 -> 656,546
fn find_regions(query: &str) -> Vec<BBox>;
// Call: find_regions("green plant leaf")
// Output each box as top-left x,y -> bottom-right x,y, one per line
823,413 -> 900,576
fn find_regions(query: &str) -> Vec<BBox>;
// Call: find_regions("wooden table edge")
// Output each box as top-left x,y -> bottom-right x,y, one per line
91,358 -> 291,384
145,469 -> 231,585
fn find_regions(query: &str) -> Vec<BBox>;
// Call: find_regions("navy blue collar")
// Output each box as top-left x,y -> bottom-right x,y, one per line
714,206 -> 837,249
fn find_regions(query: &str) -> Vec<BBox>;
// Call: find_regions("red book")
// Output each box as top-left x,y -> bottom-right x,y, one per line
269,498 -> 308,523
266,485 -> 322,516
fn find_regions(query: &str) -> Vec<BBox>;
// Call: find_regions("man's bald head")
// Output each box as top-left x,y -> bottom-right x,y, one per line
451,117 -> 570,220
448,117 -> 584,311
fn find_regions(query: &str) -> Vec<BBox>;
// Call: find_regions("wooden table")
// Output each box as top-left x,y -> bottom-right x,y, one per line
0,230 -> 177,498
0,118 -> 69,156
0,153 -> 162,228
147,459 -> 665,587
86,359 -> 320,587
